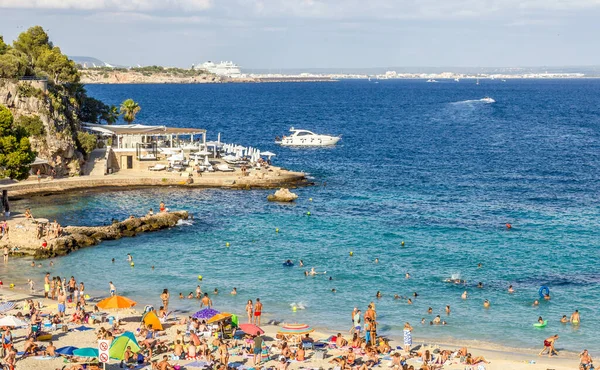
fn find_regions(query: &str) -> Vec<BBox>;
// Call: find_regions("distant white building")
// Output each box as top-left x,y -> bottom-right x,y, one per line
195,61 -> 242,78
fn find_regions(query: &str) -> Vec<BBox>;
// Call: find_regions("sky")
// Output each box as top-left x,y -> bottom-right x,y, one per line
0,0 -> 599,69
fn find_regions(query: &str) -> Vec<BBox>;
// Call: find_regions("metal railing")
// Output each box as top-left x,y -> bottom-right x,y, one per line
18,76 -> 48,81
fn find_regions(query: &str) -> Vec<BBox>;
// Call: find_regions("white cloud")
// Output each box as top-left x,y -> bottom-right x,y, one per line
0,0 -> 213,11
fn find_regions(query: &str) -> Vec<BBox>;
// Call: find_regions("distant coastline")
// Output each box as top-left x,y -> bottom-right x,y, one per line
79,69 -> 336,84
80,70 -> 599,85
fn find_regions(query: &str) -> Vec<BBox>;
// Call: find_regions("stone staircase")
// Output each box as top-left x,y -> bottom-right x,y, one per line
83,148 -> 107,176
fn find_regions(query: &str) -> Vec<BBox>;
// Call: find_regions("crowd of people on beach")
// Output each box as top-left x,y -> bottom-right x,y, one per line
0,251 -> 597,370
0,204 -> 596,370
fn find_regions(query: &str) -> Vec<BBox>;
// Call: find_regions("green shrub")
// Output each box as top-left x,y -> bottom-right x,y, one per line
15,115 -> 45,137
77,131 -> 97,156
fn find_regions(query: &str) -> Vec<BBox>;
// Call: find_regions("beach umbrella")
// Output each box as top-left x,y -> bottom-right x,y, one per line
0,302 -> 15,314
56,346 -> 79,356
142,310 -> 163,331
261,151 -> 276,159
192,308 -> 220,320
109,332 -> 140,360
207,312 -> 232,324
239,323 -> 264,335
0,315 -> 27,327
97,295 -> 137,310
277,323 -> 314,336
73,347 -> 99,358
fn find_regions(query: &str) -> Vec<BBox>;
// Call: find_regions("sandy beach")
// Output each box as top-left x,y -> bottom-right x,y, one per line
0,286 -> 583,370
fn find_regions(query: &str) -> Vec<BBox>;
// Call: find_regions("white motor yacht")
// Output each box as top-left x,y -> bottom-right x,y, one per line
481,97 -> 496,103
275,128 -> 341,147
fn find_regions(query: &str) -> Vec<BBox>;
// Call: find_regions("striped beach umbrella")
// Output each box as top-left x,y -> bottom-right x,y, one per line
0,301 -> 15,313
277,323 -> 314,336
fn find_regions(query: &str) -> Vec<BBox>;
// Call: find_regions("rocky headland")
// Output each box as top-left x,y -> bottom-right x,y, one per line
1,211 -> 189,259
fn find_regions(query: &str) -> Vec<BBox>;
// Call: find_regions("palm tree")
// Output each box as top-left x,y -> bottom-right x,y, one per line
102,105 -> 119,125
119,99 -> 141,124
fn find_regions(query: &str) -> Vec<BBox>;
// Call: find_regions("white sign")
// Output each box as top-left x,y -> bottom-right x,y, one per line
98,339 -> 110,363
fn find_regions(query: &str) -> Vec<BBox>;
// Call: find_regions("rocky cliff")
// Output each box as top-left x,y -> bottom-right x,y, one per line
0,80 -> 84,176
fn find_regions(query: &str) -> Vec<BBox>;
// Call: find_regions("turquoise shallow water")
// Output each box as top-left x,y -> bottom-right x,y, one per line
2,80 -> 600,352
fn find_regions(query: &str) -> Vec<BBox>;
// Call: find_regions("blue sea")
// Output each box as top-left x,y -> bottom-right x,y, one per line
2,79 -> 600,352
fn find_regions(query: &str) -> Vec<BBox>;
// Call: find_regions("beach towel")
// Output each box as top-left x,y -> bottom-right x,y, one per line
73,325 -> 94,331
32,355 -> 56,360
185,360 -> 209,368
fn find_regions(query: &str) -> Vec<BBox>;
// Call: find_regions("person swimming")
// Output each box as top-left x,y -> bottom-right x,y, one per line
560,315 -> 568,323
508,285 -> 515,293
376,291 -> 382,298
477,282 -> 484,289
461,291 -> 468,299
331,288 -> 337,293
374,258 -> 379,264
533,300 -> 539,306
187,292 -> 194,299
231,288 -> 237,295
483,300 -> 490,308
179,293 -> 184,299
538,316 -> 544,324
299,260 -> 304,267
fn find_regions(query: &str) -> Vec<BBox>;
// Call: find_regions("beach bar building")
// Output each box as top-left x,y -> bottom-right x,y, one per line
83,123 -> 207,171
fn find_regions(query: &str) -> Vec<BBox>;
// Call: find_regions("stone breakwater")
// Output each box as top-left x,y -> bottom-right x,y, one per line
4,211 -> 189,259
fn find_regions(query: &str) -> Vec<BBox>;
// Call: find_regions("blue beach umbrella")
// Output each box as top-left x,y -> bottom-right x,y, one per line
73,347 -> 99,358
56,346 -> 79,356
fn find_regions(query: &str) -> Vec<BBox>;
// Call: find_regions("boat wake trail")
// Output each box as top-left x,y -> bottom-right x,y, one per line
452,97 -> 496,104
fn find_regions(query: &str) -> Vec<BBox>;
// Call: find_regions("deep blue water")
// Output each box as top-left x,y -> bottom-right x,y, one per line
3,80 -> 600,351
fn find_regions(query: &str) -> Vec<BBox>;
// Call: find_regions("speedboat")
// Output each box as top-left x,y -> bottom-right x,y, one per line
426,79 -> 438,83
480,97 -> 495,103
275,128 -> 341,147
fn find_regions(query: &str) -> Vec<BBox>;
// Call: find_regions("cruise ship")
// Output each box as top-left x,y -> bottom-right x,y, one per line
196,61 -> 242,78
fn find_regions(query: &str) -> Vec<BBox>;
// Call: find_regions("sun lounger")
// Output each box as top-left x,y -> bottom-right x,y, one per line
148,164 -> 167,171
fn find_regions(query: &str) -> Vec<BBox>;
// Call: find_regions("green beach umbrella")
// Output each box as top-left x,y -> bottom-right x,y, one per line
109,331 -> 140,360
231,314 -> 239,327
73,347 -> 99,358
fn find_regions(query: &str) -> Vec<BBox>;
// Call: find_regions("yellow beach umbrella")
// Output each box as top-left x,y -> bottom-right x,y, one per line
97,295 -> 137,310
207,312 -> 232,324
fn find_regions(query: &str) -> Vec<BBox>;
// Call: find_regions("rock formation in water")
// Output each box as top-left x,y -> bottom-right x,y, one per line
267,188 -> 299,202
30,211 -> 189,259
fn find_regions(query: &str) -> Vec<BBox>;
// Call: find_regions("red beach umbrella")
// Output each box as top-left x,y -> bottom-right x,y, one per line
239,323 -> 264,335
